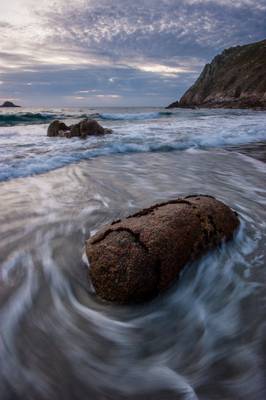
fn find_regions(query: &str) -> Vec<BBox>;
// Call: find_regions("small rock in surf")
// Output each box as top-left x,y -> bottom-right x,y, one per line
47,118 -> 112,138
86,195 -> 239,304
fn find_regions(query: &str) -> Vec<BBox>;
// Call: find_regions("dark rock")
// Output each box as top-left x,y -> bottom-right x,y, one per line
86,195 -> 239,304
47,120 -> 69,137
0,101 -> 20,108
167,39 -> 266,110
69,123 -> 81,138
166,100 -> 179,109
80,119 -> 105,137
47,118 -> 112,138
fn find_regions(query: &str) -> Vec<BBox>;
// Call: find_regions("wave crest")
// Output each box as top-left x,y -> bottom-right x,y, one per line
0,110 -> 173,126
97,111 -> 173,121
0,113 -> 59,126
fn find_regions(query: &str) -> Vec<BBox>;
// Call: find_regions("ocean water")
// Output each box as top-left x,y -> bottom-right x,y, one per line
0,107 -> 266,400
0,107 -> 266,181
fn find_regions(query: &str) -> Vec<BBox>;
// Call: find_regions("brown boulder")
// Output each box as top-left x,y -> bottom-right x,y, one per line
86,195 -> 239,304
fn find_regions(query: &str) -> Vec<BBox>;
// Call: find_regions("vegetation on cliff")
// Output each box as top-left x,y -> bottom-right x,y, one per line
168,39 -> 266,109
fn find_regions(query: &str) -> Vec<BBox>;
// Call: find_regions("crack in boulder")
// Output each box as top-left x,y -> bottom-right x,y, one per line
127,199 -> 192,219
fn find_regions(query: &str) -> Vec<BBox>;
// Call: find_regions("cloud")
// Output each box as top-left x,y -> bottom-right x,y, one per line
0,0 -> 265,105
128,63 -> 195,77
95,94 -> 121,98
40,0 -> 266,57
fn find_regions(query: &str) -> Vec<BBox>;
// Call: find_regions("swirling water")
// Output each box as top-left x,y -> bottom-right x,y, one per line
0,107 -> 266,399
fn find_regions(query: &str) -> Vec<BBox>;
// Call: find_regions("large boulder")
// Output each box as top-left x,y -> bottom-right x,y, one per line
47,118 -> 112,138
86,195 -> 239,304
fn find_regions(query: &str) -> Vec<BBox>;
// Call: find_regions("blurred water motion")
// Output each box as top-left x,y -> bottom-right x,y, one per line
0,149 -> 265,399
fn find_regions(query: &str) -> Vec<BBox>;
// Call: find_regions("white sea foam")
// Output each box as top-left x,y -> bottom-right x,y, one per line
0,107 -> 265,181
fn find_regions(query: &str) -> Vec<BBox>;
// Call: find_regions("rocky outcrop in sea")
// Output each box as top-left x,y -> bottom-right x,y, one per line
47,118 -> 112,138
0,101 -> 20,108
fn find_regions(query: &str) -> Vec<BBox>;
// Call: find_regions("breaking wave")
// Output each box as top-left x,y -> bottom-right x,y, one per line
0,112 -> 62,126
97,111 -> 173,121
0,110 -> 174,127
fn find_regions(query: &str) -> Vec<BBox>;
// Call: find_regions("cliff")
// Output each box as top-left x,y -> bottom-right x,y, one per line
168,39 -> 266,109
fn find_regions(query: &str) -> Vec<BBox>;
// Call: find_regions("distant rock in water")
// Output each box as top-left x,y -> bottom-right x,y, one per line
86,195 -> 239,304
0,101 -> 20,108
167,39 -> 266,109
47,118 -> 112,138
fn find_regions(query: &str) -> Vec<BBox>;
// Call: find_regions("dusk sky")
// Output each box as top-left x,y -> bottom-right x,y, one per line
0,0 -> 265,107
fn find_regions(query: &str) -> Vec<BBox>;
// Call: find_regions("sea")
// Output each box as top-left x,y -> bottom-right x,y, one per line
0,106 -> 266,400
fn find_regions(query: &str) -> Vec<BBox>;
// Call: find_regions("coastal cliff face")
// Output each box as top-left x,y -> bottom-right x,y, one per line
170,39 -> 266,109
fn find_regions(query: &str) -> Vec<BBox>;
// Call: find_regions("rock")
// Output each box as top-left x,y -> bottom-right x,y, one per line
166,102 -> 197,110
167,39 -> 266,110
166,100 -> 179,109
80,119 -> 106,137
47,120 -> 69,137
86,195 -> 239,304
69,123 -> 81,138
0,101 -> 20,108
47,118 -> 112,138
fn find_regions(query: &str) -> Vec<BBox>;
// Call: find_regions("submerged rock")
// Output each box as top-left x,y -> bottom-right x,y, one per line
86,195 -> 239,304
47,118 -> 112,138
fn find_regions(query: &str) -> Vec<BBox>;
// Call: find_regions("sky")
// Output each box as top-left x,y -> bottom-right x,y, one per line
0,0 -> 265,107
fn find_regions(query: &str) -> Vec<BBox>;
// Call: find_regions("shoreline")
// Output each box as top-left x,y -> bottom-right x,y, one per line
166,104 -> 266,111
